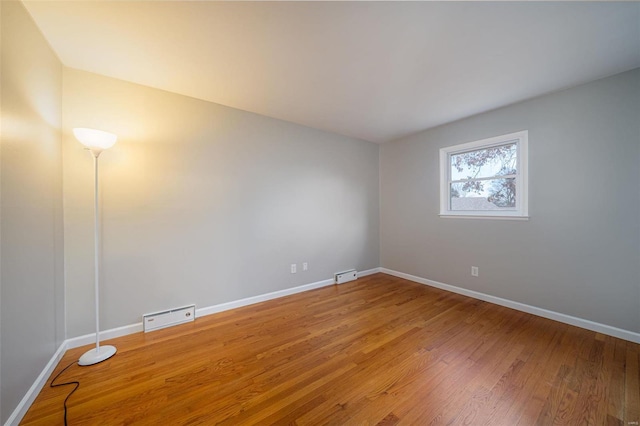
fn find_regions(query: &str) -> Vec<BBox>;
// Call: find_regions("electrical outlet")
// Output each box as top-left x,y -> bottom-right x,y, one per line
291,264 -> 297,274
302,262 -> 308,271
471,266 -> 479,277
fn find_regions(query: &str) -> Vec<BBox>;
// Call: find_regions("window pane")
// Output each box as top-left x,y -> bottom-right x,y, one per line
450,177 -> 516,210
450,142 -> 517,181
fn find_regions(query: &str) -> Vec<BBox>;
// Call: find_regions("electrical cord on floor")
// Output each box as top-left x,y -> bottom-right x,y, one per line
49,360 -> 80,426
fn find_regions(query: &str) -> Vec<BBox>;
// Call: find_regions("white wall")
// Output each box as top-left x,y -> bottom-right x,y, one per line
380,69 -> 640,334
0,2 -> 64,422
62,68 -> 380,337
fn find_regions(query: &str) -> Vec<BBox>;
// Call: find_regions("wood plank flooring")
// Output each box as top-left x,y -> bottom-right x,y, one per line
21,273 -> 640,425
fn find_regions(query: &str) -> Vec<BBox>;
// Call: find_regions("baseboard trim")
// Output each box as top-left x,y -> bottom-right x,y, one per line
358,267 -> 381,277
4,341 -> 68,426
196,277 -> 336,317
66,322 -> 144,349
380,268 -> 640,344
196,269 -> 379,317
68,270 -> 383,346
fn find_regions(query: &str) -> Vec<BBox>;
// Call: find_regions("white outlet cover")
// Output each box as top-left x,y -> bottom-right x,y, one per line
291,264 -> 297,273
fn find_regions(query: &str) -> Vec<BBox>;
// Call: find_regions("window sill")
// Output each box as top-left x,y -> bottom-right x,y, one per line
439,214 -> 530,221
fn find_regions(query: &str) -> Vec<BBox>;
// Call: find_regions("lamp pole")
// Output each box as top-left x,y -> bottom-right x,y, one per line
74,128 -> 118,366
92,151 -> 101,353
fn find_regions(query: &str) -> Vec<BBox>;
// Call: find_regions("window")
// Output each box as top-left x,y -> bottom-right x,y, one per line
439,131 -> 528,219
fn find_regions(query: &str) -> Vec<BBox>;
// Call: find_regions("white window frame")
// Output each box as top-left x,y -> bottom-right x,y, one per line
439,130 -> 529,220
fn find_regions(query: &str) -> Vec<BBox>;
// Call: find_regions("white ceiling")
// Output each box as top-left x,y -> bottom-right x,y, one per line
24,1 -> 640,143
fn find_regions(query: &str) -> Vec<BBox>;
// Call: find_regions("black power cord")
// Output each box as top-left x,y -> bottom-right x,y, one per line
49,361 -> 80,426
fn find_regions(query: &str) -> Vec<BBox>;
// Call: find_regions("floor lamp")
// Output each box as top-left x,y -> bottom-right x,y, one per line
73,127 -> 118,366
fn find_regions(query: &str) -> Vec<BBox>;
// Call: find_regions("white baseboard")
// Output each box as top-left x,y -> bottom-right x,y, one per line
3,341 -> 68,426
64,270 -> 382,347
196,268 -> 379,318
66,322 -> 143,349
380,268 -> 640,344
196,277 -> 335,317
358,267 -> 381,277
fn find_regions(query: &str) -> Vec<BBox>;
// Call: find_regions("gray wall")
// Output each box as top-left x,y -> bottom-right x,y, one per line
0,2 -> 64,422
62,68 -> 380,337
380,69 -> 640,333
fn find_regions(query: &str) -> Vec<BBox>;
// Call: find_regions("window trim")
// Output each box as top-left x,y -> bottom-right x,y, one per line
439,130 -> 529,220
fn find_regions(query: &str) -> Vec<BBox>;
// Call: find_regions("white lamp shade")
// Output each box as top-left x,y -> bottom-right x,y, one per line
73,127 -> 117,151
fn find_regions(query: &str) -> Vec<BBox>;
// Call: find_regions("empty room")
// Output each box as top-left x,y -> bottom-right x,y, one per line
1,1 -> 639,425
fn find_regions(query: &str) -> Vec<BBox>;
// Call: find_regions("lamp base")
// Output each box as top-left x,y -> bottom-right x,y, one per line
78,345 -> 117,366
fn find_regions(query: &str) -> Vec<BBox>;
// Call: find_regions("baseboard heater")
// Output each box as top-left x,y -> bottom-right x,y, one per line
335,269 -> 358,284
143,304 -> 195,332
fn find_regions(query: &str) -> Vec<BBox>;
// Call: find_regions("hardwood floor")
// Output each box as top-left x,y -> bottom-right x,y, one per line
21,273 -> 640,425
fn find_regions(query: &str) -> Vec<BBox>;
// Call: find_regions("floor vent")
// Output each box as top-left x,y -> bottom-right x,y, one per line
143,304 -> 195,332
335,269 -> 358,284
